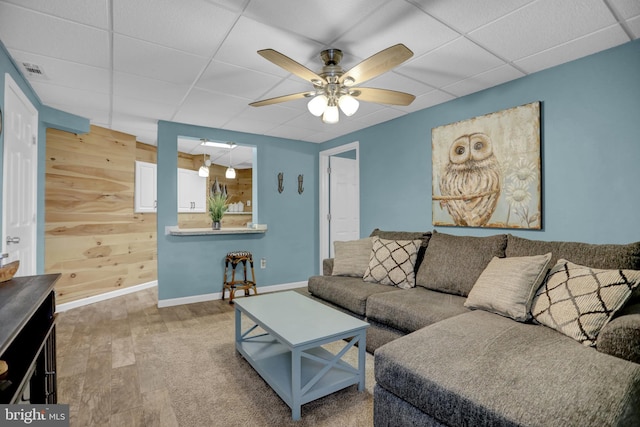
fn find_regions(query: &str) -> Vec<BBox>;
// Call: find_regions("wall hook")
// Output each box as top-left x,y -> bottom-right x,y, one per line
298,174 -> 304,194
277,172 -> 284,193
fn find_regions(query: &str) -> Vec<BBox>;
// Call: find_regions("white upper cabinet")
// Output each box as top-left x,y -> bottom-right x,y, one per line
135,161 -> 157,213
177,168 -> 207,213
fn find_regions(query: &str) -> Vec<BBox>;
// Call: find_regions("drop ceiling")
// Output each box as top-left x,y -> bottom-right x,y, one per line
0,0 -> 637,145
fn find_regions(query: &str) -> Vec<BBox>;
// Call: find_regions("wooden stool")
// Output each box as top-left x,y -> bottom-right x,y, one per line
222,251 -> 258,304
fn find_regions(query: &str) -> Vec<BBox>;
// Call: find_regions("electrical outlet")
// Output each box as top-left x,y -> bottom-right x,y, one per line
260,258 -> 266,269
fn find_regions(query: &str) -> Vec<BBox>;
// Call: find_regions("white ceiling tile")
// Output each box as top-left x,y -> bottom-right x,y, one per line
1,0 -> 109,28
113,96 -> 176,121
237,104 -> 304,124
0,3 -> 109,67
214,17 -> 326,77
365,72 -> 436,98
398,37 -> 505,88
223,117 -> 278,135
627,15 -> 640,38
443,64 -> 525,97
607,0 -> 640,19
266,125 -> 321,142
394,90 -> 456,113
244,0 -> 387,44
411,0 -> 535,33
113,35 -> 209,84
354,107 -> 405,125
173,88 -> 249,128
469,0 -> 618,61
196,61 -> 282,99
113,72 -> 191,104
113,0 -> 239,57
30,80 -> 109,111
336,2 -> 459,61
514,25 -> 630,74
8,50 -> 110,93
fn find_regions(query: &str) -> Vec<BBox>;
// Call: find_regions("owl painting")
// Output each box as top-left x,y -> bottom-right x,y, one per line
438,133 -> 501,227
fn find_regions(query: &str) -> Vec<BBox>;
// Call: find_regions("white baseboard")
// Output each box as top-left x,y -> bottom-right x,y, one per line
157,281 -> 307,308
56,280 -> 158,313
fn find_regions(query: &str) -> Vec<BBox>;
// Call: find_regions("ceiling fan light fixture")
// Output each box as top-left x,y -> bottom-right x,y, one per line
322,104 -> 339,124
338,94 -> 359,116
307,95 -> 328,116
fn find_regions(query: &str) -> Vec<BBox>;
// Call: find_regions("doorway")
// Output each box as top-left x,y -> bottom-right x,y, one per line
2,73 -> 38,276
319,141 -> 359,271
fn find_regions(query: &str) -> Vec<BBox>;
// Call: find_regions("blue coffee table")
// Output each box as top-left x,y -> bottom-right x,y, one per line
234,291 -> 369,420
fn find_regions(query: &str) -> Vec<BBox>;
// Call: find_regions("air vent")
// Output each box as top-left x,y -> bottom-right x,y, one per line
21,62 -> 48,78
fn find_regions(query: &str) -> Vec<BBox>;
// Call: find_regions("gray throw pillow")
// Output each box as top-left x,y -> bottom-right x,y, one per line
416,232 -> 507,296
531,259 -> 640,346
465,253 -> 552,321
332,237 -> 373,277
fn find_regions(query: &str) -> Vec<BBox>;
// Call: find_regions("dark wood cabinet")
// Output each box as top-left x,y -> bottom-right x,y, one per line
0,274 -> 60,404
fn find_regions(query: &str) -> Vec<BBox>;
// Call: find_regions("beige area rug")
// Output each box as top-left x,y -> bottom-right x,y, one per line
155,314 -> 375,426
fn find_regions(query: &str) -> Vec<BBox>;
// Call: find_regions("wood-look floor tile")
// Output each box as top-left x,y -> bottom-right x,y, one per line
141,388 -> 179,427
111,365 -> 142,415
112,336 -> 136,368
109,407 -> 144,427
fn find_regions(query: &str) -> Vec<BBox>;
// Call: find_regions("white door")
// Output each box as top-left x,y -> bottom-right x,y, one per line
328,155 -> 359,257
2,74 -> 38,276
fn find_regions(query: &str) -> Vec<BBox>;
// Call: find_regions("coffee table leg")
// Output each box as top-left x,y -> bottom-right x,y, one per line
235,308 -> 242,348
358,331 -> 366,391
292,348 -> 301,420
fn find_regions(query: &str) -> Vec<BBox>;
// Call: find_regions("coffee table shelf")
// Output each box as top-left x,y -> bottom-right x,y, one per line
234,292 -> 369,420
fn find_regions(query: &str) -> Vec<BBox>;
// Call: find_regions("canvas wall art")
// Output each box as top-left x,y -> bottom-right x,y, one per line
432,101 -> 541,229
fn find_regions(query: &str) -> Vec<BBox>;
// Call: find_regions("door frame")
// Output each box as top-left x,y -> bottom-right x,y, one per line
2,73 -> 38,274
318,141 -> 359,271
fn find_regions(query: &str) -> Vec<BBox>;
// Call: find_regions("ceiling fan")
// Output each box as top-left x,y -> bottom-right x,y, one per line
249,44 -> 416,124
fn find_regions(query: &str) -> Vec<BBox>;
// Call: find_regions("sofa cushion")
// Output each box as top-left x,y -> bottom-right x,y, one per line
370,229 -> 432,274
366,287 -> 468,334
531,259 -> 640,346
597,302 -> 640,364
363,237 -> 422,289
307,275 -> 395,317
465,253 -> 551,321
506,234 -> 640,271
375,310 -> 640,427
331,237 -> 373,277
416,232 -> 507,296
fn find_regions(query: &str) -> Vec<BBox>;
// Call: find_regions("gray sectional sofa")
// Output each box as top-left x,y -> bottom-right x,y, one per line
307,230 -> 640,426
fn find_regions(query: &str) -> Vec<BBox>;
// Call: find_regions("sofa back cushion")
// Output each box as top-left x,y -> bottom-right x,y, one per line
416,232 -> 507,296
506,234 -> 640,270
370,229 -> 432,274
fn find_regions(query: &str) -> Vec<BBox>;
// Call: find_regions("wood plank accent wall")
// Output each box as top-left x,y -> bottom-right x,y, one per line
45,125 -> 157,304
45,125 -> 254,304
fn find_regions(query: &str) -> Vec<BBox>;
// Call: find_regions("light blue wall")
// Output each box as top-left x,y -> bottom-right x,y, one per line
156,121 -> 319,301
0,41 -> 89,272
321,39 -> 640,245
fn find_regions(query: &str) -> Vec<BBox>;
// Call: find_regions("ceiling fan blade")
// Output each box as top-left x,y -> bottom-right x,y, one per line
353,87 -> 416,106
339,44 -> 413,86
258,49 -> 326,84
249,91 -> 314,107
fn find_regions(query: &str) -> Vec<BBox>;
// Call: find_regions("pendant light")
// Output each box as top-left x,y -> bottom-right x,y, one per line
198,154 -> 210,177
225,143 -> 236,179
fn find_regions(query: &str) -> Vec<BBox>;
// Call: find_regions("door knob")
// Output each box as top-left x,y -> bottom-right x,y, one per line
6,236 -> 20,245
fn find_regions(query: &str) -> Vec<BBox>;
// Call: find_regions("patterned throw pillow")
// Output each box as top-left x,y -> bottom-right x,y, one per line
531,259 -> 640,346
363,237 -> 422,289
